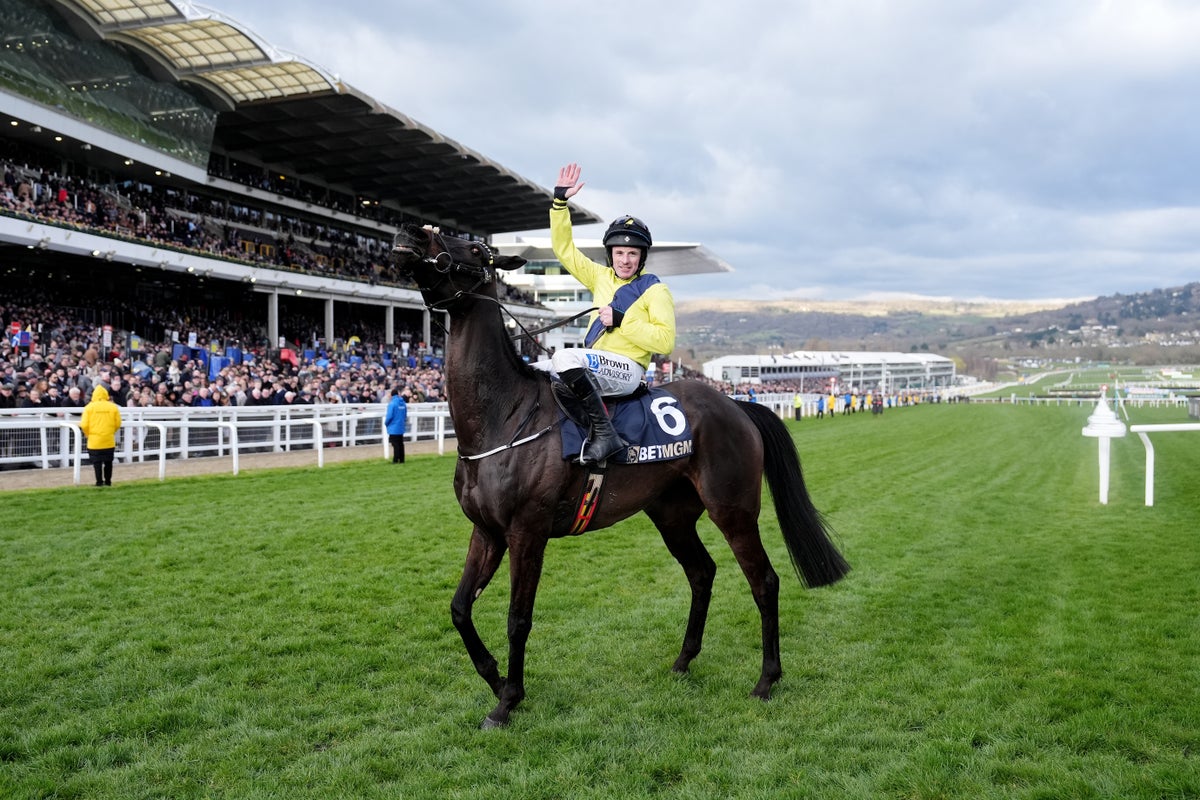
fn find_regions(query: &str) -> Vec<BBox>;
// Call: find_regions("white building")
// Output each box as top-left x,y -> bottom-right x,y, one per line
702,351 -> 957,393
495,237 -> 733,352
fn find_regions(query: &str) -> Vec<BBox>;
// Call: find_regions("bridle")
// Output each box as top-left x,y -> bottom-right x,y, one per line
394,229 -> 497,304
394,228 -> 584,357
393,228 -> 562,459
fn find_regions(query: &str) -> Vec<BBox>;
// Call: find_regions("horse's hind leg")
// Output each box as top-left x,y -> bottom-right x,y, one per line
450,525 -> 507,697
646,492 -> 715,675
718,517 -> 783,700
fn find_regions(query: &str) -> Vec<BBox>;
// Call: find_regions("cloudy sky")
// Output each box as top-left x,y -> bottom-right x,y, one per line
223,0 -> 1200,304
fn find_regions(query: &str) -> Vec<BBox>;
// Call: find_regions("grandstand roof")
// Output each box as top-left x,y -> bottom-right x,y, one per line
494,237 -> 734,278
61,0 -> 338,103
42,0 -> 600,234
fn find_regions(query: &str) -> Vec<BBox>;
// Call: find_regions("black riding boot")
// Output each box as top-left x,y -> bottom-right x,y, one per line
561,368 -> 627,465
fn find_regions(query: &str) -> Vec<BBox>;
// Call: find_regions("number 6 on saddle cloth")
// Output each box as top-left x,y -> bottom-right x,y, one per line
553,381 -> 693,465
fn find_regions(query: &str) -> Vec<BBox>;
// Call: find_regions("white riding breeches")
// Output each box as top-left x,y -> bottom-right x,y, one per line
531,348 -> 645,397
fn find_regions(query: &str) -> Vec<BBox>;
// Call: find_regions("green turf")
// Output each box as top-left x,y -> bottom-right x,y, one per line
2,403 -> 1197,799
974,364 -> 1199,399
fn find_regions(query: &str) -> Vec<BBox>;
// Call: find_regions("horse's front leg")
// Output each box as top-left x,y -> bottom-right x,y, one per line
450,526 -> 507,697
482,532 -> 548,729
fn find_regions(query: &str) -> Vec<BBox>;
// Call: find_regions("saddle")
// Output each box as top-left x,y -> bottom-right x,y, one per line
553,381 -> 693,465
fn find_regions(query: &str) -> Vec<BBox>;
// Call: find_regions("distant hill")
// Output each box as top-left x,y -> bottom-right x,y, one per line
674,284 -> 1200,374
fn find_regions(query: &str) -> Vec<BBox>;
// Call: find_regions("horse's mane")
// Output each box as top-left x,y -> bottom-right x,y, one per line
508,338 -> 549,386
480,293 -> 547,384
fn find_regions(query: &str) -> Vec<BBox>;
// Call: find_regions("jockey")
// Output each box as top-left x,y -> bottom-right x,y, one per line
535,162 -> 676,464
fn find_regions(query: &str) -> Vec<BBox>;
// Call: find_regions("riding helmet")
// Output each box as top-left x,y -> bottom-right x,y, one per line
603,215 -> 653,270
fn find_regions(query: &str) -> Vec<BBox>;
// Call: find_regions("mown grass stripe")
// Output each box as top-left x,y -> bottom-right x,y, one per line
1,403 -> 1197,799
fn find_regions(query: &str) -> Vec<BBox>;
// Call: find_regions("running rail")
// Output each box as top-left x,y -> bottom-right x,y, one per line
1127,423 -> 1200,506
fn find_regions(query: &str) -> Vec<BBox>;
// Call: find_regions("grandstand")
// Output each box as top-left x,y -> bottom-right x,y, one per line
703,351 -> 957,393
1,0 -> 606,356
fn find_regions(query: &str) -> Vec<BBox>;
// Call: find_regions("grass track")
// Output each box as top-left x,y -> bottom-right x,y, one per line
2,403 -> 1198,799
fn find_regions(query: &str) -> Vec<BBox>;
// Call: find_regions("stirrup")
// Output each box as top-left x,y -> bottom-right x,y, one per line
579,432 -> 626,465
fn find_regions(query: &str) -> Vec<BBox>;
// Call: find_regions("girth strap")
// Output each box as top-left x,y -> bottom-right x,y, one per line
568,467 -> 607,535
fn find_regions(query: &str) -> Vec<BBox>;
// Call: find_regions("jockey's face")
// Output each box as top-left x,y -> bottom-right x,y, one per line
611,246 -> 642,279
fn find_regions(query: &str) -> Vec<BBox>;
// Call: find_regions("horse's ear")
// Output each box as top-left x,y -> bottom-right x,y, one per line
493,255 -> 526,271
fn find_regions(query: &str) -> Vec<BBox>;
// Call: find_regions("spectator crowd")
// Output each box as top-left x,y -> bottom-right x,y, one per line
0,287 -> 814,413
1,286 -> 447,411
2,146 -> 938,418
2,145 -> 541,308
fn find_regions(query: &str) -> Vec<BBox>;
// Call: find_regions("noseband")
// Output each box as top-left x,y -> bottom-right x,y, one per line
393,230 -> 552,353
395,229 -> 496,307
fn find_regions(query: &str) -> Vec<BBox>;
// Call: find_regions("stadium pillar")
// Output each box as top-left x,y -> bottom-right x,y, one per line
324,298 -> 335,347
266,291 -> 279,347
385,306 -> 395,346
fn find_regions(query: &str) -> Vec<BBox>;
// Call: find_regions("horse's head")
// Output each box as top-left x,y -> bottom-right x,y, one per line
391,224 -> 526,305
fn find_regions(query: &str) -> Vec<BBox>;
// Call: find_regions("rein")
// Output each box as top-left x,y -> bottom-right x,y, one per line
424,287 -> 592,360
397,230 -> 595,357
402,241 -> 558,459
518,307 -> 598,341
396,230 -> 563,450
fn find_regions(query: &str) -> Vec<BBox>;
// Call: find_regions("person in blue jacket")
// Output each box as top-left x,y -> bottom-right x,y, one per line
385,385 -> 408,464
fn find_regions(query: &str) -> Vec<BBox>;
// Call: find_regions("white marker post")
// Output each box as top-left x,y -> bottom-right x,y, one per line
1081,385 -> 1127,505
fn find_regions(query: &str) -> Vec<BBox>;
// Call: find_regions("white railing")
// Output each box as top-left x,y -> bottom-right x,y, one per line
0,402 -> 453,481
728,392 -> 799,418
969,395 -> 1193,409
732,392 -> 950,418
1127,423 -> 1200,507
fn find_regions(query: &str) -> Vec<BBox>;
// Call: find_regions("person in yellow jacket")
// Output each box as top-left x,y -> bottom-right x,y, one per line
538,162 -> 676,464
80,384 -> 122,486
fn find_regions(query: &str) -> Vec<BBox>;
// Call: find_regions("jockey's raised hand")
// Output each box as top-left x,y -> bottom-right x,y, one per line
554,163 -> 584,201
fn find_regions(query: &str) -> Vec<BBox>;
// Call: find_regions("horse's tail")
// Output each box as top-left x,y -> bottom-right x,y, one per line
736,400 -> 850,588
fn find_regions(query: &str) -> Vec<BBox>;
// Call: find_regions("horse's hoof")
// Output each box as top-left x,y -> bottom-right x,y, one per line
750,682 -> 774,701
480,713 -> 508,730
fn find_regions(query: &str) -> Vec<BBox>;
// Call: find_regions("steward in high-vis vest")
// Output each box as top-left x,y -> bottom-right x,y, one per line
535,162 -> 676,465
80,384 -> 122,486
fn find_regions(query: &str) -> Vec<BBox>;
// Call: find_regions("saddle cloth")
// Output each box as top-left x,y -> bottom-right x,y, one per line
556,383 -> 694,465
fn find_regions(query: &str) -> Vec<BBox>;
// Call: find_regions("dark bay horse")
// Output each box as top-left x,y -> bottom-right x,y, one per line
390,225 -> 850,728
